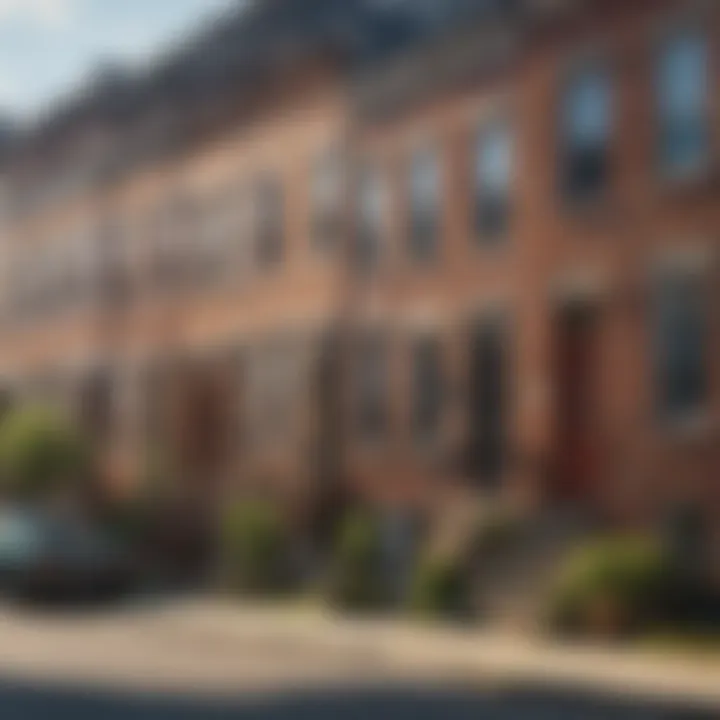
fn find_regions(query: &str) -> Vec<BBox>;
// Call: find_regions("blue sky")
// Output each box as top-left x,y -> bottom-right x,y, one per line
0,0 -> 239,120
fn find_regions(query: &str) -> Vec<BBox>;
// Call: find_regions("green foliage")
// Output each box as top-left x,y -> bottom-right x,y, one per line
326,511 -> 385,611
471,508 -> 521,558
220,501 -> 289,596
409,555 -> 471,620
0,407 -> 91,500
547,536 -> 672,638
104,496 -> 155,548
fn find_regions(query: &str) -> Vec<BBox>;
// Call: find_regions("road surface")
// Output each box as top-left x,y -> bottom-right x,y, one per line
0,679 -> 713,719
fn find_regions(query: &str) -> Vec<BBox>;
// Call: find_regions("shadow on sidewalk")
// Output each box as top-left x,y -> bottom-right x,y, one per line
0,678 -> 713,720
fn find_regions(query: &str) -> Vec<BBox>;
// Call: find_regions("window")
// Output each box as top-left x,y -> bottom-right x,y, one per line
96,217 -> 130,304
151,193 -> 196,289
467,318 -> 508,486
203,188 -> 234,252
411,335 -> 444,442
654,271 -> 708,422
311,150 -> 343,254
196,188 -> 236,281
408,147 -> 440,261
80,369 -> 115,445
248,342 -> 295,447
560,64 -> 612,202
254,177 -> 283,268
232,182 -> 253,270
146,204 -> 167,288
356,166 -> 386,271
474,121 -> 513,241
657,31 -> 709,177
354,333 -> 389,442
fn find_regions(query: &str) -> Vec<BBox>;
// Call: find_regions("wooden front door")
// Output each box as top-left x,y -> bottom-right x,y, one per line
175,368 -> 234,483
553,303 -> 600,502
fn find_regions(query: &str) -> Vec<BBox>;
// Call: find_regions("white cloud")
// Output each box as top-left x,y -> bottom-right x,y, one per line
0,0 -> 76,29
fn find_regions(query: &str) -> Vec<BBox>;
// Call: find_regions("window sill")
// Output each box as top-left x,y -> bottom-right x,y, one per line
655,160 -> 718,198
311,245 -> 339,262
560,191 -> 618,225
354,435 -> 390,460
475,233 -> 510,249
406,255 -> 440,273
353,262 -> 384,278
658,411 -> 717,444
472,234 -> 512,263
410,433 -> 444,457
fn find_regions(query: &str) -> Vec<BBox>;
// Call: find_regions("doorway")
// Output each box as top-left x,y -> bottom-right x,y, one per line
552,302 -> 601,502
171,362 -> 236,493
467,317 -> 508,490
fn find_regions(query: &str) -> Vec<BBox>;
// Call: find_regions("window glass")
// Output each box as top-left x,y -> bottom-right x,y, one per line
356,166 -> 386,270
254,177 -> 283,268
561,65 -> 611,201
654,272 -> 707,420
312,150 -> 343,253
467,319 -> 507,485
408,147 -> 440,260
475,122 -> 513,240
411,336 -> 443,441
355,333 -> 388,442
657,31 -> 709,175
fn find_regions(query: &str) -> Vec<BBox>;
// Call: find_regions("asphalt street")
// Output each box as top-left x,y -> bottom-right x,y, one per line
0,680 -> 714,720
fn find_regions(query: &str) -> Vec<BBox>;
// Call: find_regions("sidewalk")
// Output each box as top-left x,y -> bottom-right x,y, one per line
162,599 -> 720,709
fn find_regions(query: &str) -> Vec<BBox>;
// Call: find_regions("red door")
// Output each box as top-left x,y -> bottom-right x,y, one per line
553,305 -> 600,502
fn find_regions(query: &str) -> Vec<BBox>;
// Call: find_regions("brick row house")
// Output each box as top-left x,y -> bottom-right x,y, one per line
350,0 -> 720,531
0,0 -> 718,557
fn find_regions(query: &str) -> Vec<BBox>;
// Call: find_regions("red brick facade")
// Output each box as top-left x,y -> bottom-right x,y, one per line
0,0 -> 718,545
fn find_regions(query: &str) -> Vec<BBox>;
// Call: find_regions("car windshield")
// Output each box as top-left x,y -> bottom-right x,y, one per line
0,512 -> 44,559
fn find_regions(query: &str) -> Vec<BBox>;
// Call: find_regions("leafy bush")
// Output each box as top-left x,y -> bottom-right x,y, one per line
0,407 -> 90,500
220,501 -> 289,596
471,507 -> 522,558
103,495 -> 157,549
409,555 -> 471,620
547,536 -> 672,639
326,511 -> 385,611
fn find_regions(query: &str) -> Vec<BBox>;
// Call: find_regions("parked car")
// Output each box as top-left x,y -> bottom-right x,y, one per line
0,508 -> 134,603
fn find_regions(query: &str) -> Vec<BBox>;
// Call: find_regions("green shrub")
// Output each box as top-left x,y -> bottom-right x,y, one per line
0,407 -> 90,500
409,555 -> 471,620
326,512 -> 384,611
220,501 -> 289,596
471,508 -> 522,558
104,495 -> 156,548
547,536 -> 672,639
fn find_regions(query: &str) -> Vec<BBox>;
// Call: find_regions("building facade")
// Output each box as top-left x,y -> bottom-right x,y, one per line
0,0 -> 718,544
